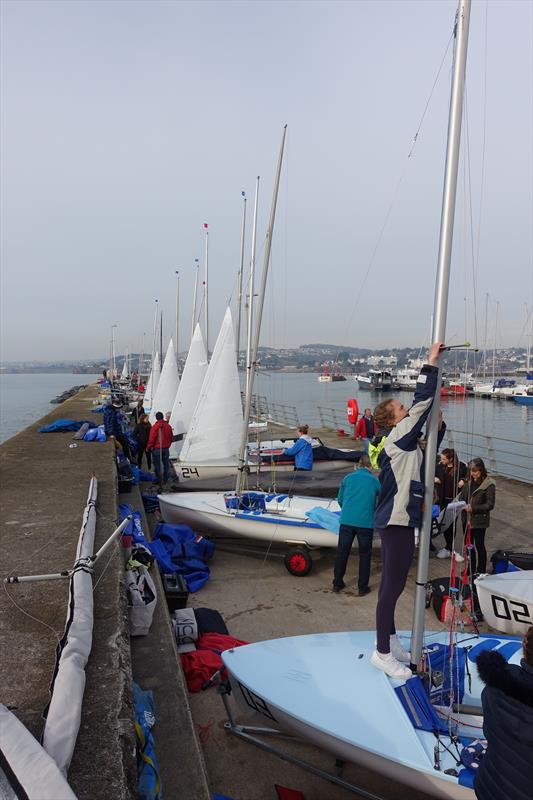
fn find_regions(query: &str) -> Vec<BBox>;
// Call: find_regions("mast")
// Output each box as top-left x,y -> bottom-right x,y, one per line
160,309 -> 163,370
411,0 -> 471,670
191,258 -> 199,344
236,126 -> 287,494
204,224 -> 209,356
493,300 -> 499,382
483,292 -> 489,380
175,270 -> 180,363
139,332 -> 144,378
235,192 -> 247,364
245,177 -> 260,400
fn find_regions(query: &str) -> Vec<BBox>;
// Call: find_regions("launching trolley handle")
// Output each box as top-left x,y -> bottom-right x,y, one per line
4,515 -> 132,584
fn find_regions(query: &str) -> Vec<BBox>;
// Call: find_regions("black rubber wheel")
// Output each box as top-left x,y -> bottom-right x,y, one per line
284,547 -> 312,577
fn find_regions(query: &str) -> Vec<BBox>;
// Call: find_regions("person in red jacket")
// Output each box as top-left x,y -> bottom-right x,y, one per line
355,408 -> 377,453
147,412 -> 174,487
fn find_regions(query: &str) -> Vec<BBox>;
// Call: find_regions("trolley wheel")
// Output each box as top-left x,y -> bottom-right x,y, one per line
284,547 -> 312,577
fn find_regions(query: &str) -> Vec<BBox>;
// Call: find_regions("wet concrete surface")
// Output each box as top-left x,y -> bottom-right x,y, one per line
0,386 -> 136,799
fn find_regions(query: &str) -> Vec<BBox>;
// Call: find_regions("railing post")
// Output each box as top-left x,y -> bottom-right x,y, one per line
486,435 -> 497,474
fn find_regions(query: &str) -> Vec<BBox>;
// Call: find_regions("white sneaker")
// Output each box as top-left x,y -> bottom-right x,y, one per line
436,548 -> 451,559
390,634 -> 411,663
453,551 -> 464,563
371,650 -> 412,680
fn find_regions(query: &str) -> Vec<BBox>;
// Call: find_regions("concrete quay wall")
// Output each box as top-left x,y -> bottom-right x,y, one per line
0,384 -> 210,800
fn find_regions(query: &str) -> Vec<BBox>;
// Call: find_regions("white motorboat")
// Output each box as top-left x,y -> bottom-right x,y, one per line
395,368 -> 419,390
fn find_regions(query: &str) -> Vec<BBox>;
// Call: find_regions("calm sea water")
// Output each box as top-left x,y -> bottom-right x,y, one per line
0,373 -> 100,444
253,372 -> 533,482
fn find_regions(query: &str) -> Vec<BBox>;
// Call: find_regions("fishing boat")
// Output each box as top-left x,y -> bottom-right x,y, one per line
213,4 -> 524,797
318,363 -> 346,382
356,368 -> 393,391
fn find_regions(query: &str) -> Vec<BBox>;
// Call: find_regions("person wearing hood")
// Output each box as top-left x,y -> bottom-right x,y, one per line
282,424 -> 313,471
474,626 -> 533,800
458,457 -> 496,574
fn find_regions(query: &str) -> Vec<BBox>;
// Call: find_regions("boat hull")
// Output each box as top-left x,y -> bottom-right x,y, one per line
222,630 -> 522,800
158,492 -> 340,548
172,457 -> 355,485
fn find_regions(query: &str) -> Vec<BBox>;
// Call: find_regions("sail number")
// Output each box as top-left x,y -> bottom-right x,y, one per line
180,467 -> 200,479
491,594 -> 532,625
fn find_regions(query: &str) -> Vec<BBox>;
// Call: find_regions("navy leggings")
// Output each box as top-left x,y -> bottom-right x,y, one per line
375,526 -> 415,654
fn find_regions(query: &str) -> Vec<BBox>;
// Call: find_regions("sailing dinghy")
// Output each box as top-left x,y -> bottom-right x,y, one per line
148,339 -> 180,423
475,571 -> 533,635
211,3 -> 525,797
169,322 -> 208,459
143,351 -> 160,412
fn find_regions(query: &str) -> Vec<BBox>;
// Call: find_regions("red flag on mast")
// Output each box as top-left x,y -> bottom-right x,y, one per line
203,223 -> 208,229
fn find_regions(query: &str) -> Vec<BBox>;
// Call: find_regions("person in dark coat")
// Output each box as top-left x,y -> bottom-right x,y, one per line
133,413 -> 152,470
103,398 -> 132,460
475,626 -> 533,800
435,448 -> 467,560
458,457 -> 496,573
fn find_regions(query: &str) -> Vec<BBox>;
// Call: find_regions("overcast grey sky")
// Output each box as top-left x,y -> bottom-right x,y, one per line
1,0 -> 532,362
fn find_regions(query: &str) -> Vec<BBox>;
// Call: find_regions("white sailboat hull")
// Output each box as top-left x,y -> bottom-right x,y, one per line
172,456 -> 354,485
222,630 -> 522,800
475,571 -> 533,635
158,491 -> 340,548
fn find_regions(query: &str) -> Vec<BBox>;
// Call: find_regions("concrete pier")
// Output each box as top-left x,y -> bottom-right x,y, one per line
1,384 -> 531,800
0,384 -> 209,800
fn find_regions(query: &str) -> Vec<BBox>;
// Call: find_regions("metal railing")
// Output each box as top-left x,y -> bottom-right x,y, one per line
317,406 -> 350,430
250,395 -> 300,428
445,429 -> 532,484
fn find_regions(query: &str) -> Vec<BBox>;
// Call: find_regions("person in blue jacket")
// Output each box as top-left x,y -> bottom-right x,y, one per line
332,454 -> 381,596
282,424 -> 313,470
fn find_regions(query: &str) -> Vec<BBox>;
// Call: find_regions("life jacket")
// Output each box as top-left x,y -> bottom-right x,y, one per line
368,433 -> 387,470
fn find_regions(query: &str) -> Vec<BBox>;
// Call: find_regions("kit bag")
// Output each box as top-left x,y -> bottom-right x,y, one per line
429,577 -> 473,625
127,565 -> 157,636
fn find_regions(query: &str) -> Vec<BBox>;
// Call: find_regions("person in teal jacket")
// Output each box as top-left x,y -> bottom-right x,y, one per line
282,424 -> 313,471
332,455 -> 381,595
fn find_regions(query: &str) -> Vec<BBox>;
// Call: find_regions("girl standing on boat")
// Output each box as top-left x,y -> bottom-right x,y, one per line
370,342 -> 445,679
458,457 -> 496,574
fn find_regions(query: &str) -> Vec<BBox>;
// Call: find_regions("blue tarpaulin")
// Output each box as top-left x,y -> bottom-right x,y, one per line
306,506 -> 341,533
38,419 -> 96,433
150,523 -> 214,593
133,682 -> 162,800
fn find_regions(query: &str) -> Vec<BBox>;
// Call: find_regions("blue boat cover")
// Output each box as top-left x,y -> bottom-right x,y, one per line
224,492 -> 266,511
38,419 -> 96,433
305,506 -> 341,533
395,676 -> 450,735
149,523 -> 215,593
426,642 -> 466,704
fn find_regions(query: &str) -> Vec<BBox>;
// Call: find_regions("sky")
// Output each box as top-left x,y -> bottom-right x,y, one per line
1,0 -> 532,362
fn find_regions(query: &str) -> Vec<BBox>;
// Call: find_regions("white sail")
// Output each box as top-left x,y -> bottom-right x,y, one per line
120,359 -> 128,380
0,705 -> 77,799
143,352 -> 160,411
42,478 -> 98,775
149,340 -> 180,423
180,307 -> 243,464
169,324 -> 208,458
